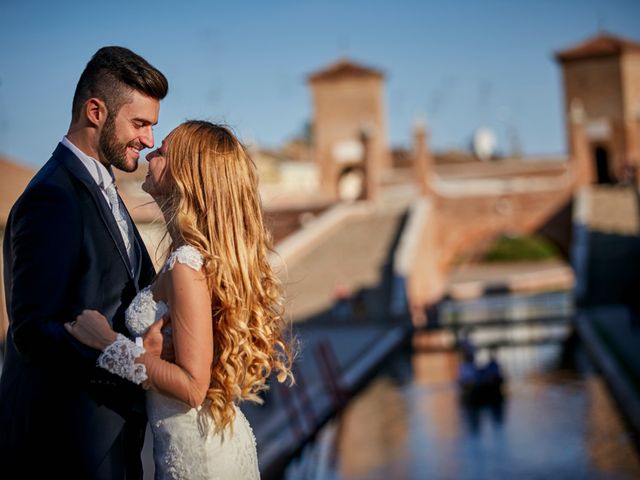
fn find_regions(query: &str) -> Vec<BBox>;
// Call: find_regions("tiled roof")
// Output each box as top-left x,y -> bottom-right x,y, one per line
308,58 -> 384,83
0,155 -> 35,226
0,154 -> 161,226
556,32 -> 640,62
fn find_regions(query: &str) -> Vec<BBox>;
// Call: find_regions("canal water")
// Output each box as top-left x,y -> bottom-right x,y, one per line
286,296 -> 640,479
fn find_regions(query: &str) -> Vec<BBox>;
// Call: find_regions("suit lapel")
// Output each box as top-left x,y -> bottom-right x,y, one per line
117,186 -> 157,288
130,220 -> 157,289
53,143 -> 134,279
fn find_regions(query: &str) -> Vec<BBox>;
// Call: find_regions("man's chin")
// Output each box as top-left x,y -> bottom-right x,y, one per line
122,159 -> 139,173
112,157 -> 139,173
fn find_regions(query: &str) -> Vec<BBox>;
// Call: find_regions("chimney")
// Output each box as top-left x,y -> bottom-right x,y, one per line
413,119 -> 433,195
359,125 -> 379,201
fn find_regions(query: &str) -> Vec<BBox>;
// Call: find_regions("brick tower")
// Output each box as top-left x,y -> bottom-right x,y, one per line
556,32 -> 640,185
308,58 -> 389,200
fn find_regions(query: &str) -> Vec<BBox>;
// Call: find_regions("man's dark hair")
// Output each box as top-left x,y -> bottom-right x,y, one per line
71,46 -> 168,121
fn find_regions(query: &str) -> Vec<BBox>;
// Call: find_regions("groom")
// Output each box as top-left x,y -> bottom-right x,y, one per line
0,47 -> 167,478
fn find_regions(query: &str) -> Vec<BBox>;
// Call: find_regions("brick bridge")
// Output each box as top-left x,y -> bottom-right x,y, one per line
267,155 -> 576,325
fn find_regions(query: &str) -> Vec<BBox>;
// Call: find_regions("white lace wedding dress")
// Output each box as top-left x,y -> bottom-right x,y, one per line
98,245 -> 260,480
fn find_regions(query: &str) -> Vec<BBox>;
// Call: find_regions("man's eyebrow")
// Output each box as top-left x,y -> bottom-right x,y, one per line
133,118 -> 158,126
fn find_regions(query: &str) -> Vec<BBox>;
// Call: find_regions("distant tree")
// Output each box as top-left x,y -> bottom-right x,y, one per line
482,234 -> 559,262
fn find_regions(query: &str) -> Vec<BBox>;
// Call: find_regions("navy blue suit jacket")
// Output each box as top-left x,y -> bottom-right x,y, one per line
0,143 -> 156,478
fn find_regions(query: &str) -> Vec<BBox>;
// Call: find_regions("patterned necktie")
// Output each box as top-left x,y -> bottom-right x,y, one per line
105,182 -> 136,272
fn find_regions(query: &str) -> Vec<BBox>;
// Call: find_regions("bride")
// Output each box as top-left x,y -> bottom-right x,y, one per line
65,120 -> 294,479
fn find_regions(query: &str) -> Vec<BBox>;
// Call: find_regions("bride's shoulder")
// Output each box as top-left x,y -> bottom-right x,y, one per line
165,244 -> 205,272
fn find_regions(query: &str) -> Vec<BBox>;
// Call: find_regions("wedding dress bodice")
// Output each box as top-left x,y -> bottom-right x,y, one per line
124,244 -> 199,336
122,245 -> 260,480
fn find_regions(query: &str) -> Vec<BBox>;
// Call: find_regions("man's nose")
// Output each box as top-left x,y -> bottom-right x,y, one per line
140,126 -> 154,149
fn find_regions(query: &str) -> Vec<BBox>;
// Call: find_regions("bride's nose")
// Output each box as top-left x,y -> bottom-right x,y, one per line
146,150 -> 157,163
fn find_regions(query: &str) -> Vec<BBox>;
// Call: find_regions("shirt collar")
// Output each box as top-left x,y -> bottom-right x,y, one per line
61,136 -> 115,190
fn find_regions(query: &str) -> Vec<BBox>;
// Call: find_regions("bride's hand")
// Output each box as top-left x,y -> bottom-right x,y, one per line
160,314 -> 175,362
143,317 -> 165,358
65,310 -> 117,351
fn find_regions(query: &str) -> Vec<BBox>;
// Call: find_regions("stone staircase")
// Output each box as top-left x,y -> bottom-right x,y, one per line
281,204 -> 406,322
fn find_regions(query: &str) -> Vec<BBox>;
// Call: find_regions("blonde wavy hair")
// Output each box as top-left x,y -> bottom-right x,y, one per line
162,120 -> 294,431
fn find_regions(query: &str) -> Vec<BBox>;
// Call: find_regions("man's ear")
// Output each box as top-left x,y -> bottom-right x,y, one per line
84,98 -> 108,128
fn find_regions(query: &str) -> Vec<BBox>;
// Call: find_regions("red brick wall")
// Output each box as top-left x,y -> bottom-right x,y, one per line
622,52 -> 640,166
264,204 -> 332,245
561,52 -> 640,182
407,184 -> 574,308
311,76 -> 389,197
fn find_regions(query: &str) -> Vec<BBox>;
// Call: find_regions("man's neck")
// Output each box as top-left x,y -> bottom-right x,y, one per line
62,137 -> 115,190
66,126 -> 106,167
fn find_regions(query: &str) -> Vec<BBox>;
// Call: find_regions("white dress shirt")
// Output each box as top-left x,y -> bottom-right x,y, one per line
61,136 -> 115,204
61,137 -> 137,272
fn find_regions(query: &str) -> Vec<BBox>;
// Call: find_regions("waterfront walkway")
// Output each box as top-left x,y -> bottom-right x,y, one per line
576,305 -> 640,447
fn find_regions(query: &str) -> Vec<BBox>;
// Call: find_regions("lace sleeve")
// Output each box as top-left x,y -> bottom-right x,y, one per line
96,333 -> 148,385
166,245 -> 204,272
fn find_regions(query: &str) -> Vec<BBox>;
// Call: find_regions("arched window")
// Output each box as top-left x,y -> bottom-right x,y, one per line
338,166 -> 365,201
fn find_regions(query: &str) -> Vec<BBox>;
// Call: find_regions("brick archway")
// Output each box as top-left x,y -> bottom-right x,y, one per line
337,165 -> 366,201
593,145 -> 613,184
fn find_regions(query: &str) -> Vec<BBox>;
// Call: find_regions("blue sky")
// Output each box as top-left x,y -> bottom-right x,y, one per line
1,0 -> 639,167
